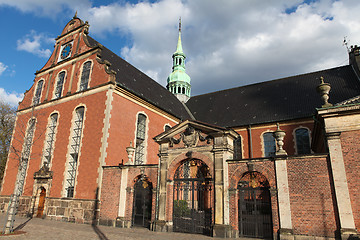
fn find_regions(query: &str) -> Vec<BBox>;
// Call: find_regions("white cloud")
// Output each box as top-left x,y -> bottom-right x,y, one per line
0,0 -> 91,17
0,62 -> 7,75
0,88 -> 23,106
76,0 -> 360,95
4,0 -> 360,95
17,30 -> 53,58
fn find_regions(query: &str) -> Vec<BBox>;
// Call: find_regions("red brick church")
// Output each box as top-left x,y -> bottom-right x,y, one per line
1,15 -> 360,239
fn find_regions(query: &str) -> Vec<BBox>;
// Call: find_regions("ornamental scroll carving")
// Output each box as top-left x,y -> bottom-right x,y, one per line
33,164 -> 53,180
169,126 -> 212,147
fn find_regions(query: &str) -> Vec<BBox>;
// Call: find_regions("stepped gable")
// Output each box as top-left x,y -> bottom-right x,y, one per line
186,65 -> 360,127
85,36 -> 191,121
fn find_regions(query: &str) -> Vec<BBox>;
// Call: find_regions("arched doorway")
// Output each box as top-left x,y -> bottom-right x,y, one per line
36,187 -> 46,218
238,171 -> 273,239
173,159 -> 213,235
132,177 -> 152,228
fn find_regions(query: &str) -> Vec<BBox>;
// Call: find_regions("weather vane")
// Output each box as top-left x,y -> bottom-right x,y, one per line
343,36 -> 350,53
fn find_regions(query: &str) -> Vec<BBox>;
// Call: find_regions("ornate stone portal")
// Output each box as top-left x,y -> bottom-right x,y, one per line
31,164 -> 53,217
153,120 -> 239,238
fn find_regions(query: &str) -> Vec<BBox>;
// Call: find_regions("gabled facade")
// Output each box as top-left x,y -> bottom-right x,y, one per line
1,16 -> 360,240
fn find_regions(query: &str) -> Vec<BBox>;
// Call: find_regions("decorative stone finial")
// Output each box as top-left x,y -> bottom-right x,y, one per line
126,141 -> 135,164
73,11 -> 78,19
316,76 -> 333,108
273,124 -> 287,156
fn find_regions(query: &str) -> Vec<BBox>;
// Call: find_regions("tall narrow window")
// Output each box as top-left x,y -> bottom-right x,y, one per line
234,137 -> 242,159
65,107 -> 85,198
295,128 -> 311,154
33,80 -> 44,105
42,113 -> 58,166
22,119 -> 36,162
134,114 -> 146,165
79,61 -> 91,91
263,132 -> 276,157
17,119 -> 36,194
54,72 -> 65,99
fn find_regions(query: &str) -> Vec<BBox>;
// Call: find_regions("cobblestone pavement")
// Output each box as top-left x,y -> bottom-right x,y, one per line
0,214 -> 213,240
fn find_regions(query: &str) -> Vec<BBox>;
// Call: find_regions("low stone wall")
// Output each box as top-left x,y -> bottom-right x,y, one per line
0,195 -> 97,224
45,198 -> 97,224
0,195 -> 32,217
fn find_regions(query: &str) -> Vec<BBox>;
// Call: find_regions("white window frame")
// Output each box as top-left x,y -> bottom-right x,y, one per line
78,60 -> 93,92
133,112 -> 148,165
53,71 -> 66,99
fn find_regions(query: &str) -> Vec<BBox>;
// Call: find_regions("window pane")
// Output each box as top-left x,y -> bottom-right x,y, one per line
296,128 -> 311,154
33,80 -> 44,105
263,133 -> 276,157
42,113 -> 58,166
234,137 -> 242,159
65,107 -> 85,197
135,114 -> 146,165
80,61 -> 91,91
54,72 -> 65,98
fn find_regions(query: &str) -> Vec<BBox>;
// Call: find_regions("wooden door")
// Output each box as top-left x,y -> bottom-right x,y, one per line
36,188 -> 46,218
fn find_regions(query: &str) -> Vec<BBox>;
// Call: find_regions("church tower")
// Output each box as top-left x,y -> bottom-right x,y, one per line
167,18 -> 191,103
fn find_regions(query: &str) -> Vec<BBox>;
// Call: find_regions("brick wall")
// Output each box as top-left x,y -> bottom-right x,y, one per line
99,167 -> 122,220
287,156 -> 337,238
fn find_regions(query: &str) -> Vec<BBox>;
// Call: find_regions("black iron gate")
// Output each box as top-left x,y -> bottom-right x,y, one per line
173,159 -> 213,236
132,179 -> 152,228
238,171 -> 273,239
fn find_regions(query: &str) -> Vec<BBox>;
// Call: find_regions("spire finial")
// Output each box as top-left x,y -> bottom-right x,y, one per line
179,17 -> 181,32
73,11 -> 78,19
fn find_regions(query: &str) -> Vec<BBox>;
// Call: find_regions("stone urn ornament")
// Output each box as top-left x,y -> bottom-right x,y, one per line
273,123 -> 287,156
126,141 -> 135,164
316,76 -> 333,108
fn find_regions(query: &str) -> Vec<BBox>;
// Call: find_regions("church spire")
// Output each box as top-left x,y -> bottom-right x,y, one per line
175,18 -> 184,55
167,18 -> 191,103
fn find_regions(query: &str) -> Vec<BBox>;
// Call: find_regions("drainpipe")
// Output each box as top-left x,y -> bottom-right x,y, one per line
248,125 -> 253,158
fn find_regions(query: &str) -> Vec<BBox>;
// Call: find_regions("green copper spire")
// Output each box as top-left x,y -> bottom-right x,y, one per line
167,17 -> 191,103
175,18 -> 184,55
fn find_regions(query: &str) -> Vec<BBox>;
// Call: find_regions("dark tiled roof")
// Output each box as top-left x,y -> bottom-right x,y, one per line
86,36 -> 191,120
186,66 -> 360,127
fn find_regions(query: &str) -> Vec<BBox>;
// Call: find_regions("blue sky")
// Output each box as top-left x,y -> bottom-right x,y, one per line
1,0 -> 360,106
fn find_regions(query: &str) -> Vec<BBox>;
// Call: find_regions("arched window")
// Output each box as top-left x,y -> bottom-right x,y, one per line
54,71 -> 65,99
22,119 -> 36,162
295,128 -> 311,154
42,113 -> 58,166
263,132 -> 276,157
134,114 -> 147,165
65,107 -> 85,197
182,87 -> 185,94
18,118 -> 36,194
79,61 -> 91,91
33,80 -> 44,105
234,137 -> 242,159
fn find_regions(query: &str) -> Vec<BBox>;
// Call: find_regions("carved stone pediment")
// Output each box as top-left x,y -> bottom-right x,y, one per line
34,164 -> 53,179
170,126 -> 212,148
